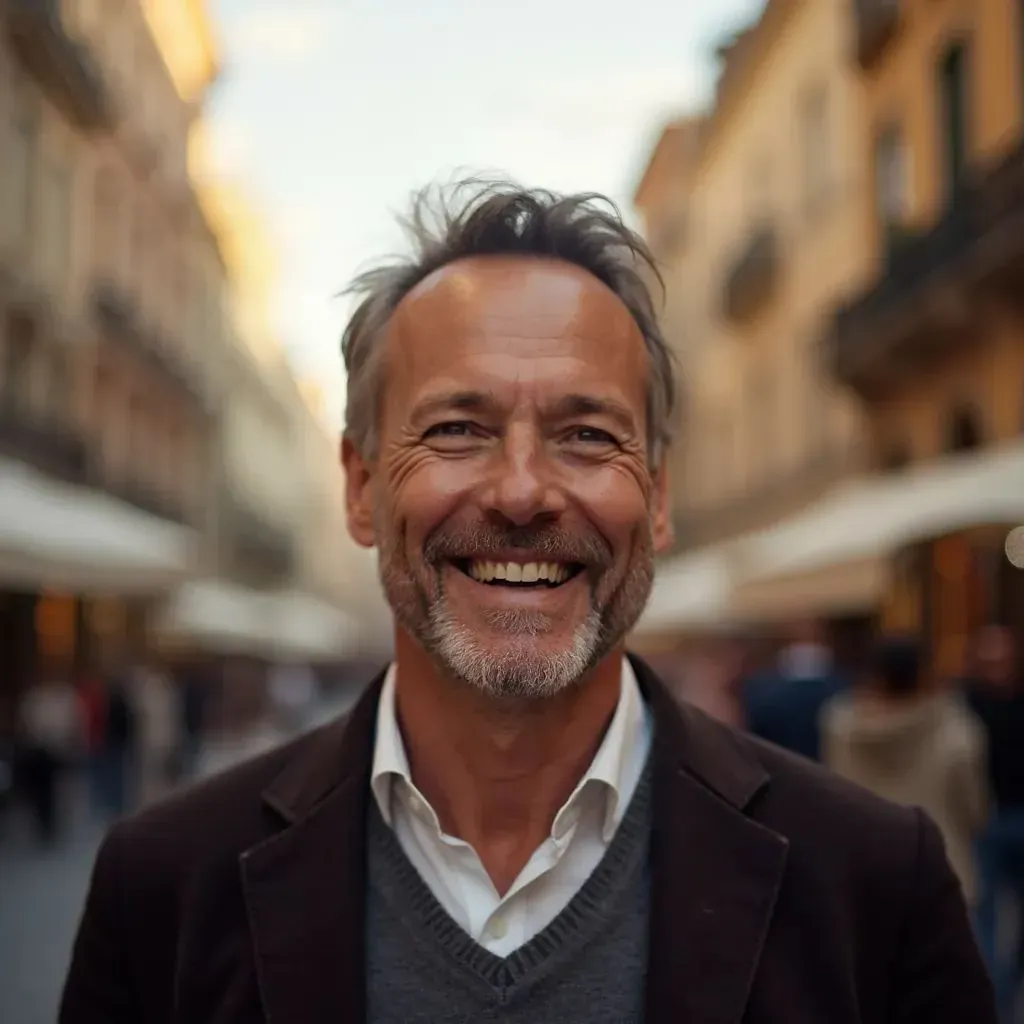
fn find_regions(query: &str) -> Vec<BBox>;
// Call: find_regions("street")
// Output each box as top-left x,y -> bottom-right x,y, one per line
0,792 -> 105,1024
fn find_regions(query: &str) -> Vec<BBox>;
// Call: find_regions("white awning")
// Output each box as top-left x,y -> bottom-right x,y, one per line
267,590 -> 361,661
154,580 -> 273,655
155,581 -> 369,661
0,458 -> 197,593
633,544 -> 736,635
731,442 -> 1024,616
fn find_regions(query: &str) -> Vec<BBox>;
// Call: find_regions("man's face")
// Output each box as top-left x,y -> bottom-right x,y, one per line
344,256 -> 672,700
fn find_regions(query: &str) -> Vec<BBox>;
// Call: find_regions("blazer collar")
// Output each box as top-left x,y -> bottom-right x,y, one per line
243,655 -> 788,1024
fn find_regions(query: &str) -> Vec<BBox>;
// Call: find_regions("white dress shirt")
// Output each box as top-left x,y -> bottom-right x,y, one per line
370,658 -> 653,957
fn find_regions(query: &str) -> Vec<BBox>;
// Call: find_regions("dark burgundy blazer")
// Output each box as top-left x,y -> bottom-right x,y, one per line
60,656 -> 997,1023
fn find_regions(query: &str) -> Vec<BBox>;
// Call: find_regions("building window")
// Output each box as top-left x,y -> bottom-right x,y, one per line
39,158 -> 74,300
945,403 -> 983,453
130,208 -> 149,319
46,350 -> 71,422
874,122 -> 909,236
747,366 -> 774,484
92,169 -> 120,278
800,83 -> 830,217
2,95 -> 37,252
937,41 -> 970,201
2,314 -> 35,411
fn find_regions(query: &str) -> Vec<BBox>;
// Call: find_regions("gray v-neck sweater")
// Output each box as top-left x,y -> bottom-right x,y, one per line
365,757 -> 653,1023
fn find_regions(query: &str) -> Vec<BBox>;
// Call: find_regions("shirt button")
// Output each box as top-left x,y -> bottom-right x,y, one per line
488,916 -> 508,940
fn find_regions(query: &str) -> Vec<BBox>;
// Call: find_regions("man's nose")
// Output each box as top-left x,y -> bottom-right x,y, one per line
479,428 -> 565,527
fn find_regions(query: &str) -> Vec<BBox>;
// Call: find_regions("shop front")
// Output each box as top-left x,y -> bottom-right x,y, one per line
729,443 -> 1024,681
0,457 -> 199,730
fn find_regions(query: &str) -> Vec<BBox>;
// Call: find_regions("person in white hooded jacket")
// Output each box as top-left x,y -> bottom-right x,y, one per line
821,635 -> 989,904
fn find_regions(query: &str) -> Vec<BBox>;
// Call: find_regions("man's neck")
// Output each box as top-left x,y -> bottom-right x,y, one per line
391,634 -> 625,895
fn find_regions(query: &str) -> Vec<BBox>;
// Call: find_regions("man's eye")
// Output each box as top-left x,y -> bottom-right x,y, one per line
424,422 -> 475,438
568,427 -> 617,445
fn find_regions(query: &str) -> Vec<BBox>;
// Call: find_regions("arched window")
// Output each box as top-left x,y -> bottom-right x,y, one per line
944,403 -> 983,453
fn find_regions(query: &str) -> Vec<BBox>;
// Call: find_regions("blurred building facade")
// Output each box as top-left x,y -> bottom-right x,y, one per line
0,0 -> 222,729
154,136 -> 379,663
634,0 -> 873,641
0,1 -> 379,735
826,0 -> 1024,674
634,0 -> 1024,677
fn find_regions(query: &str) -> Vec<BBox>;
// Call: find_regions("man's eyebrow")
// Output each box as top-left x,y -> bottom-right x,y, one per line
408,390 -> 639,432
548,394 -> 638,432
409,390 -> 499,422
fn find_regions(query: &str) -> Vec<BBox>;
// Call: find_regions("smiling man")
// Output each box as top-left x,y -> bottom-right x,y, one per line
61,182 -> 995,1024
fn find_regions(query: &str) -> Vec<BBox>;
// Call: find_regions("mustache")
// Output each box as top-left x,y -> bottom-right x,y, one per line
423,523 -> 612,568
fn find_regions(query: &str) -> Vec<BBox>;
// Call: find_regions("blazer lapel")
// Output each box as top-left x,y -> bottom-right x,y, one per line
633,657 -> 790,1024
241,673 -> 385,1024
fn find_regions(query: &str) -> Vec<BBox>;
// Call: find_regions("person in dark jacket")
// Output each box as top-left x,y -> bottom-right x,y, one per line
61,181 -> 994,1024
99,671 -> 136,816
743,620 -> 847,761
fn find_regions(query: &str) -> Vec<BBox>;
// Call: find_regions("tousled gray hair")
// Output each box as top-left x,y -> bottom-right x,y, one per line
340,178 -> 678,463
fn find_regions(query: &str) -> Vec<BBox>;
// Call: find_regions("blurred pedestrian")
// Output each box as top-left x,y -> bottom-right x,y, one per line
76,665 -> 108,819
268,661 -> 319,734
99,666 -> 137,817
743,619 -> 847,760
17,669 -> 83,844
963,625 -> 1024,1019
177,662 -> 207,784
821,635 -> 989,903
677,634 -> 747,728
133,661 -> 182,807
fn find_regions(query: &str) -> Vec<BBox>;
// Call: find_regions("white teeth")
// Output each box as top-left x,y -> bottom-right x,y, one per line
466,560 -> 571,585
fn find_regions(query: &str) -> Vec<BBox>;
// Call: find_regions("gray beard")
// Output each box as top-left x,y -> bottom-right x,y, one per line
375,514 -> 655,701
425,600 -> 606,700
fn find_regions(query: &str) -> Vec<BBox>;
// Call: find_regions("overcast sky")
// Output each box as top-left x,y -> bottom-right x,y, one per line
206,0 -> 762,428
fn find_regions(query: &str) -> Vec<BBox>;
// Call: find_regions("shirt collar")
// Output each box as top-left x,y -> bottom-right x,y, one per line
370,657 -> 648,844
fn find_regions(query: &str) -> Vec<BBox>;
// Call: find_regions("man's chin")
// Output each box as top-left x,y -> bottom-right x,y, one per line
428,613 -> 603,700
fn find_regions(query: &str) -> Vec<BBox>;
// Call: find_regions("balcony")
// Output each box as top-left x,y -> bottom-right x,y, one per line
831,140 -> 1024,396
91,281 -> 207,410
854,0 -> 901,70
0,396 -> 89,485
222,493 -> 296,583
6,0 -> 113,132
721,226 -> 781,325
99,474 -> 193,527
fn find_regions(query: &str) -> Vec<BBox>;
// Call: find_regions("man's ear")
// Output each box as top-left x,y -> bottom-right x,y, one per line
650,457 -> 674,555
341,434 -> 376,548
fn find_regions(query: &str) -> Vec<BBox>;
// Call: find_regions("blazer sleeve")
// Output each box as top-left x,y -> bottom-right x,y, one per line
59,823 -> 142,1023
889,808 -> 998,1024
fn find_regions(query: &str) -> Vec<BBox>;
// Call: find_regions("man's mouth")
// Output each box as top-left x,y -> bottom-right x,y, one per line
452,559 -> 584,588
